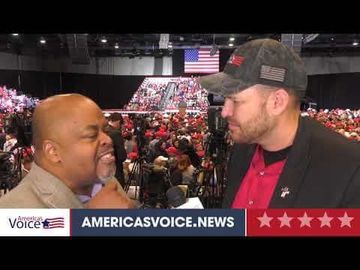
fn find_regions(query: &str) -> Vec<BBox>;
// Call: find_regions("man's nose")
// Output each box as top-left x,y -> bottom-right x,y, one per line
221,99 -> 233,119
100,131 -> 113,147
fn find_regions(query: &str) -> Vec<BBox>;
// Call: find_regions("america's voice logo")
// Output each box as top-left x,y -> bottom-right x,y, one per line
8,216 -> 65,229
9,216 -> 65,229
0,209 -> 70,236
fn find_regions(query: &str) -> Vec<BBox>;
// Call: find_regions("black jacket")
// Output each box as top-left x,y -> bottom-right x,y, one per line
223,116 -> 360,208
107,127 -> 127,187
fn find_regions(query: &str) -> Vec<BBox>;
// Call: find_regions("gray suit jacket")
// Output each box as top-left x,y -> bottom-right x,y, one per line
0,163 -> 126,208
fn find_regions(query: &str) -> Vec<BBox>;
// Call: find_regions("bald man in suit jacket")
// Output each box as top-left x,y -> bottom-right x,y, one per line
0,94 -> 135,209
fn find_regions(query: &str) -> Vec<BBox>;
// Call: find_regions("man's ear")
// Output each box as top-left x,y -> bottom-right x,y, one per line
267,88 -> 290,116
42,140 -> 62,163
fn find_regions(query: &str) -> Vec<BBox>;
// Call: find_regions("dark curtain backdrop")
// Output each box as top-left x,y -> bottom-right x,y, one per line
307,73 -> 360,109
0,70 -> 19,89
61,73 -> 144,109
0,70 -> 145,109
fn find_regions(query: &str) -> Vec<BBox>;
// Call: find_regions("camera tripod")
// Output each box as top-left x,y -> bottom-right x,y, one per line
198,131 -> 229,208
123,155 -> 148,203
0,151 -> 21,196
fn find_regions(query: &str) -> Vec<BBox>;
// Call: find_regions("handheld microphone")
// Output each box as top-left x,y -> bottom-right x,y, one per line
166,186 -> 204,209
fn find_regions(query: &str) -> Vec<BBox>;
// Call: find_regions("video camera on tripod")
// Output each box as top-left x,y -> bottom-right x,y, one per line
0,152 -> 18,194
131,114 -> 147,156
206,94 -> 228,163
126,159 -> 170,208
198,93 -> 229,208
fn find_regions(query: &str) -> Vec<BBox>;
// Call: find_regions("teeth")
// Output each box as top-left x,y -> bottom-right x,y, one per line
100,153 -> 113,161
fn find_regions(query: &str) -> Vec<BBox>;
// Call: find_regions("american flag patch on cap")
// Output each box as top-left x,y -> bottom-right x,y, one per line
260,65 -> 286,82
228,55 -> 244,66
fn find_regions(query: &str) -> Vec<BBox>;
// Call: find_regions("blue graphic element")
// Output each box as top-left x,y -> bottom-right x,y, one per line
42,219 -> 50,228
71,209 -> 245,237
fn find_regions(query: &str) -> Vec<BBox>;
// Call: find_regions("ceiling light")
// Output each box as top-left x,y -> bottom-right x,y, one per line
101,38 -> 107,43
353,41 -> 359,46
114,43 -> 119,49
11,33 -> 19,37
40,37 -> 46,44
229,37 -> 235,41
229,43 -> 234,47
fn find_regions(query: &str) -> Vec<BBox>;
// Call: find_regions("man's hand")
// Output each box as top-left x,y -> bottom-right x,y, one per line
86,181 -> 135,209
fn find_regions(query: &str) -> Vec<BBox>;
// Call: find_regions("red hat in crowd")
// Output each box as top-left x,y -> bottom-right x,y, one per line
125,123 -> 133,130
145,130 -> 153,137
192,133 -> 203,140
153,130 -> 165,138
166,146 -> 178,155
155,131 -> 163,138
347,125 -> 355,131
127,152 -> 138,160
197,150 -> 205,158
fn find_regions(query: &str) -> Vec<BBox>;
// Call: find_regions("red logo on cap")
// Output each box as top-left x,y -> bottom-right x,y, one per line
229,55 -> 244,66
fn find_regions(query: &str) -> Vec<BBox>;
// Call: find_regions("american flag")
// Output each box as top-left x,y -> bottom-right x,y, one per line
184,47 -> 219,74
42,217 -> 65,229
260,65 -> 286,82
229,55 -> 244,66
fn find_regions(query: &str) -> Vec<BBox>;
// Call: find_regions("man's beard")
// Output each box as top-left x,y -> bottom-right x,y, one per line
229,103 -> 273,144
96,160 -> 116,184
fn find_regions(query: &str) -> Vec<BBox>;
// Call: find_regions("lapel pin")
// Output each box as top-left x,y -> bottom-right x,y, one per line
280,187 -> 290,198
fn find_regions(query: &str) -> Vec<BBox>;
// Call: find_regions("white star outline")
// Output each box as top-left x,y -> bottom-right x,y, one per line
257,212 -> 273,228
298,212 -> 314,228
278,212 -> 293,228
255,211 -> 356,230
338,212 -> 354,228
318,212 -> 334,228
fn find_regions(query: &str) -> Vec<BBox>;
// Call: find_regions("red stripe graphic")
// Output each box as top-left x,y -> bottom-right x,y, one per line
247,209 -> 360,236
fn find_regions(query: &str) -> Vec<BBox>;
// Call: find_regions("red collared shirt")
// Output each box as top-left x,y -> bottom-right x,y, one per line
231,145 -> 287,209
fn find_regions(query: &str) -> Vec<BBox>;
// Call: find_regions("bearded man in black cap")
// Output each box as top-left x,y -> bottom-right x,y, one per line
199,38 -> 360,208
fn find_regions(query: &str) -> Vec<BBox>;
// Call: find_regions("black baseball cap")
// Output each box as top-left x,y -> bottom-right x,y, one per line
199,38 -> 307,96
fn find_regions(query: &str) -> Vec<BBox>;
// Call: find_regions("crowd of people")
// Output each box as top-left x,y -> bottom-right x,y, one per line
124,78 -> 169,111
124,77 -> 209,112
1,86 -> 38,189
303,108 -> 360,141
0,86 -> 39,114
165,77 -> 209,111
117,111 -> 210,205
